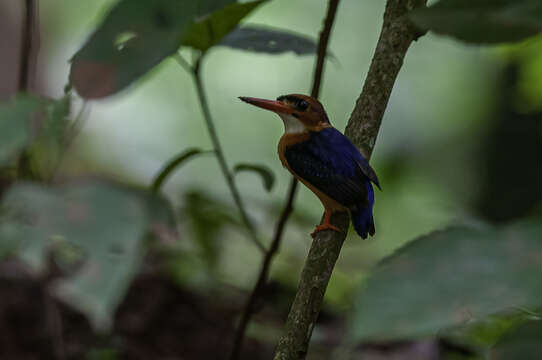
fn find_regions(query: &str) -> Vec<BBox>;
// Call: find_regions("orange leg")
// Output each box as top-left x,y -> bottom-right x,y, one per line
311,209 -> 342,238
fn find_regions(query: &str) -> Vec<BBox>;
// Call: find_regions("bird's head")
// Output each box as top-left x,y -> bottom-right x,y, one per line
239,94 -> 331,134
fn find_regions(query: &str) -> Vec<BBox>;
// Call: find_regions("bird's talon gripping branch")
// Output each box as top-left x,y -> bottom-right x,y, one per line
311,223 -> 342,238
240,94 -> 379,240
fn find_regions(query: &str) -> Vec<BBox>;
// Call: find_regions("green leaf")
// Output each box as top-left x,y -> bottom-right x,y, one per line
234,163 -> 275,192
409,0 -> 542,44
0,181 -> 175,331
350,220 -> 542,342
151,148 -> 211,193
220,25 -> 319,55
182,190 -> 240,268
0,95 -> 47,166
30,95 -> 72,176
183,1 -> 266,53
70,0 -> 236,99
490,320 -> 542,359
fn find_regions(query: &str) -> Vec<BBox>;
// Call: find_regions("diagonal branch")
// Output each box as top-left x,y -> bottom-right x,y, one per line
227,1 -> 341,359
273,1 -> 427,359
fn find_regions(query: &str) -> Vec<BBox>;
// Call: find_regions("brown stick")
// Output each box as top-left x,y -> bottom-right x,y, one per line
17,0 -> 39,179
19,0 -> 36,92
228,1 -> 341,359
273,1 -> 427,359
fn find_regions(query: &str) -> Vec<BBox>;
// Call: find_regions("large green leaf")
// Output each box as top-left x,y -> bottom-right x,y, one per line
70,0 -> 236,99
490,320 -> 542,359
220,25 -> 319,54
0,95 -> 47,166
409,0 -> 542,44
0,181 -> 175,330
183,1 -> 265,53
350,220 -> 542,342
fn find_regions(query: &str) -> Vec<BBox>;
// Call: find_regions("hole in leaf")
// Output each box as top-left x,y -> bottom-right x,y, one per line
268,40 -> 277,48
114,31 -> 137,51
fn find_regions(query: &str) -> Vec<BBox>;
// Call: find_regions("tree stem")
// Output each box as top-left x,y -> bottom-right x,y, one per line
228,0 -> 341,358
273,1 -> 427,359
191,56 -> 266,253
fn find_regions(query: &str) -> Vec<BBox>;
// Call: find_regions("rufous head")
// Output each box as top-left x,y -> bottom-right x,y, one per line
239,94 -> 331,133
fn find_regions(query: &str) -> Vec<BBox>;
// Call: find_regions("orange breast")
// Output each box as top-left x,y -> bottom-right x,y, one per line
277,133 -> 347,213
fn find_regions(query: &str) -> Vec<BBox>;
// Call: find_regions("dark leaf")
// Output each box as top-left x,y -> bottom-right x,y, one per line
234,163 -> 275,192
151,148 -> 212,193
490,320 -> 542,359
409,0 -> 542,44
0,181 -> 175,330
183,1 -> 266,53
350,220 -> 542,342
0,95 -> 47,166
70,0 -> 236,99
220,25 -> 318,55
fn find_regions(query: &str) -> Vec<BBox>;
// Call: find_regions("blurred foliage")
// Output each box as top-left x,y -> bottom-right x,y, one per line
221,25 -> 319,54
350,220 -> 542,342
151,147 -> 210,193
180,190 -> 241,269
0,181 -> 175,331
183,0 -> 266,53
409,0 -> 542,44
0,95 -> 46,166
474,63 -> 542,222
234,162 -> 275,192
70,0 -> 235,98
489,320 -> 542,359
1,0 -> 542,358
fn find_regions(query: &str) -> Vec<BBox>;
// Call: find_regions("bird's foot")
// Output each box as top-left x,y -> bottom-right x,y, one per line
311,223 -> 342,238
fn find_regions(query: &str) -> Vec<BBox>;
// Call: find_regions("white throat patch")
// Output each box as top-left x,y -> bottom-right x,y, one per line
278,113 -> 306,134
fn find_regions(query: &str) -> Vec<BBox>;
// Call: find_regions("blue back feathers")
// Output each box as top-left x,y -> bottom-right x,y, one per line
283,128 -> 378,239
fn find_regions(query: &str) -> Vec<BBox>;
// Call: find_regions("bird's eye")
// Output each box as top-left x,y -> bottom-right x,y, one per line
298,100 -> 308,111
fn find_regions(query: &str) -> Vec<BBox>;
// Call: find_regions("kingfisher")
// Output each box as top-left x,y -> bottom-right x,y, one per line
239,94 -> 380,239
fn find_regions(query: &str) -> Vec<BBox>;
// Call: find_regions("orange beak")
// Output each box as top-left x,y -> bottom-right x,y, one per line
239,97 -> 292,114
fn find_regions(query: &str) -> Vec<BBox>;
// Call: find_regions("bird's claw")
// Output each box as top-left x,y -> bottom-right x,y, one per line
311,223 -> 342,238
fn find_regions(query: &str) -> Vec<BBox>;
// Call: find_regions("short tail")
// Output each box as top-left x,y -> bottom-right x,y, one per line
351,182 -> 375,239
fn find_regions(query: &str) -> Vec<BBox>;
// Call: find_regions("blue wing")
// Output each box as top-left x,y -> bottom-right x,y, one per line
284,127 -> 379,209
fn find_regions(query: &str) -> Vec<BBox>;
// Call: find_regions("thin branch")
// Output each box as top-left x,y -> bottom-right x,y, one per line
17,0 -> 39,179
228,1 -> 341,359
189,55 -> 266,253
228,179 -> 298,360
273,1 -> 427,359
311,0 -> 340,99
19,0 -> 36,92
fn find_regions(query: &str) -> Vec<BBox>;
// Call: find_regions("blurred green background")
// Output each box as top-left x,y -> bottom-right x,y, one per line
2,0 -> 542,358
30,0 -> 540,301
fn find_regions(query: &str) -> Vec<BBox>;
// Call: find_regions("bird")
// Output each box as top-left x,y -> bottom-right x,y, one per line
239,94 -> 380,239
